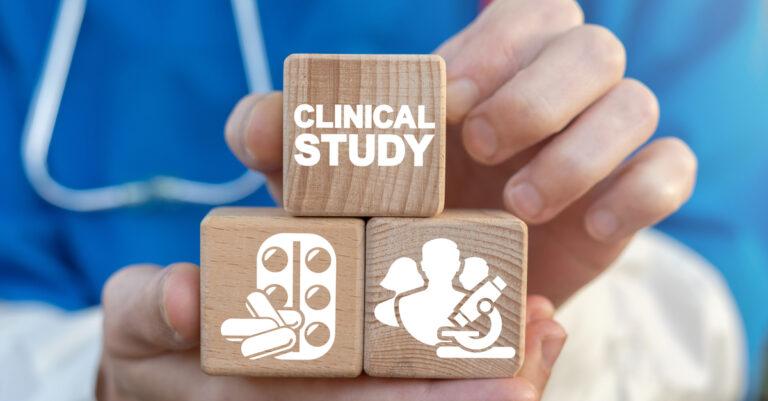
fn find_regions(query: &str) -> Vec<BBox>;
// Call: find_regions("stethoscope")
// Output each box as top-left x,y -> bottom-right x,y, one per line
21,0 -> 271,211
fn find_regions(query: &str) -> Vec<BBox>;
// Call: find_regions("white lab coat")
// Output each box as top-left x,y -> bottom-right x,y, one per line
0,230 -> 746,401
543,230 -> 745,401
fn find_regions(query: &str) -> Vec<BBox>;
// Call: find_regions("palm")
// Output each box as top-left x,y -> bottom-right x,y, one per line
445,128 -> 630,306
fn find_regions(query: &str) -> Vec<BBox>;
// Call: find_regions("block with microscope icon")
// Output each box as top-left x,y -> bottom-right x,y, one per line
364,210 -> 528,378
200,208 -> 364,377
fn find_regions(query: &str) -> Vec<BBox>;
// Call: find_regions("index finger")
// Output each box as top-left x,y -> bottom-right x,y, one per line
437,0 -> 583,124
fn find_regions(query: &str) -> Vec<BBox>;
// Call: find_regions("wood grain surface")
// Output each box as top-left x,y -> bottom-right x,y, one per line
364,210 -> 527,378
283,54 -> 445,217
200,207 -> 364,377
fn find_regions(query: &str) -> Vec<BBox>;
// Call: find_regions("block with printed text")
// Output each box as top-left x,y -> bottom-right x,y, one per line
364,210 -> 527,378
283,54 -> 446,217
200,208 -> 365,377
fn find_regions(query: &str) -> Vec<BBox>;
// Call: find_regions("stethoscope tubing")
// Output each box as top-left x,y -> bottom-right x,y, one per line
20,0 -> 270,211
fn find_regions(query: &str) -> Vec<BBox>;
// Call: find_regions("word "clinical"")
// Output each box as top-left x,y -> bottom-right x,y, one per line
292,104 -> 436,167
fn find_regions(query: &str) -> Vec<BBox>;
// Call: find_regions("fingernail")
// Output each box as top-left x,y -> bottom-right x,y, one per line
159,271 -> 185,344
244,142 -> 257,164
542,334 -> 566,369
464,117 -> 498,161
227,98 -> 258,165
446,79 -> 479,123
586,209 -> 620,241
507,182 -> 544,219
240,108 -> 259,166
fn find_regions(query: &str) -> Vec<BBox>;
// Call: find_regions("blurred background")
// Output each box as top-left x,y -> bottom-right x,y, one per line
0,0 -> 766,400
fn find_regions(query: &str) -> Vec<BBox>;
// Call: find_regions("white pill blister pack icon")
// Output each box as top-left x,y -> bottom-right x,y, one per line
220,233 -> 337,361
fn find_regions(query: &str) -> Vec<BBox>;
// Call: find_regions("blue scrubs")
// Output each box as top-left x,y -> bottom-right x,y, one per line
0,0 -> 765,395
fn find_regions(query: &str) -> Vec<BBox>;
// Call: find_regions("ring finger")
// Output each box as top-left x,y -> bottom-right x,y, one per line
462,24 -> 627,165
502,79 -> 659,223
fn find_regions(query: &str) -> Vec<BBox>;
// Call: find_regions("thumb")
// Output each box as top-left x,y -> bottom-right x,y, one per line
516,318 -> 567,396
225,92 -> 283,174
101,263 -> 200,358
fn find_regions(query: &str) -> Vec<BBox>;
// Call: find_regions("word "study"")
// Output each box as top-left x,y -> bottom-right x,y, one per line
292,104 -> 436,167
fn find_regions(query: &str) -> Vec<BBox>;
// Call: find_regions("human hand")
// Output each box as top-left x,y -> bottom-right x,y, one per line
226,0 -> 696,307
97,263 -> 566,400
434,0 -> 697,306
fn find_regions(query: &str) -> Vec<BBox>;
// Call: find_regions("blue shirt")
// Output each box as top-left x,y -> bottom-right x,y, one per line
1,0 -> 765,395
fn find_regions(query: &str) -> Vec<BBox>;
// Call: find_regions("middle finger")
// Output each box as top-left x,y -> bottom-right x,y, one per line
463,24 -> 626,165
503,79 -> 659,223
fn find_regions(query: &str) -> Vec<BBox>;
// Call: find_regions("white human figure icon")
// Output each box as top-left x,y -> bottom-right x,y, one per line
396,239 -> 467,345
459,257 -> 489,290
373,257 -> 423,327
375,238 -> 516,359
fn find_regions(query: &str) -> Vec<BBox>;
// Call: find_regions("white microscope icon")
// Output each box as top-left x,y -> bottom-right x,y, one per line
374,238 -> 516,359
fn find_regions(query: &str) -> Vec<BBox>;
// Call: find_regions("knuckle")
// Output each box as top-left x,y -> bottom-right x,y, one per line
646,180 -> 685,217
553,150 -> 592,191
505,86 -> 561,137
658,137 -> 699,179
539,0 -> 584,26
631,174 -> 679,218
496,31 -> 523,74
619,79 -> 660,134
578,25 -> 626,77
637,139 -> 698,216
468,27 -> 522,87
554,0 -> 585,26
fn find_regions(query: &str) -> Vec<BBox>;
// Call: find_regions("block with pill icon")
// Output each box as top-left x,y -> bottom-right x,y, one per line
200,207 -> 364,377
282,54 -> 446,217
364,210 -> 528,378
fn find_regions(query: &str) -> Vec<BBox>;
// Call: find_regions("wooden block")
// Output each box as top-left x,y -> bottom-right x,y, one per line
282,54 -> 446,217
200,207 -> 364,377
364,210 -> 527,378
